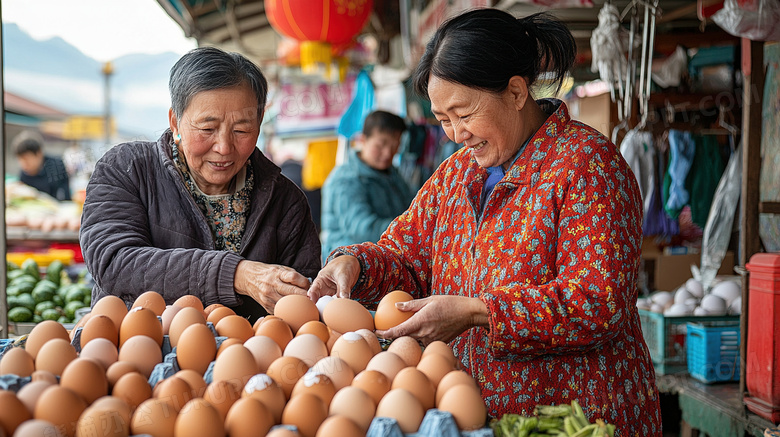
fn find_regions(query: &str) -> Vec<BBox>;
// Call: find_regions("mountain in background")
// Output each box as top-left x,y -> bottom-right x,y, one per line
2,22 -> 180,140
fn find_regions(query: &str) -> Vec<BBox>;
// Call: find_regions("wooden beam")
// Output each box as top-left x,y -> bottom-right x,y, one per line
739,38 -> 764,399
759,202 -> 780,215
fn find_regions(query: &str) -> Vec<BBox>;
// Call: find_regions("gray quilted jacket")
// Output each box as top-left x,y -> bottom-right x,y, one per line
79,130 -> 321,321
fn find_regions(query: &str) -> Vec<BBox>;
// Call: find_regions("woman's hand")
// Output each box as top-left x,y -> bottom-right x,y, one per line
234,260 -> 311,314
375,295 -> 490,345
307,255 -> 361,301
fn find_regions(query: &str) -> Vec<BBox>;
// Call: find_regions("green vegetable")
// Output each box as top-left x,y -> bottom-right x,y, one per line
491,400 -> 615,437
6,285 -> 22,298
34,301 -> 57,316
8,307 -> 33,322
45,260 -> 64,286
57,315 -> 71,324
41,308 -> 62,321
7,261 -> 19,271
32,280 -> 58,304
65,286 -> 87,304
64,300 -> 87,319
12,294 -> 36,312
21,258 -> 40,279
7,269 -> 26,282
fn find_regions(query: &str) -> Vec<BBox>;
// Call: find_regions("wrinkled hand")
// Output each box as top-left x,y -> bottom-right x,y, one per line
307,255 -> 361,301
234,260 -> 311,314
375,295 -> 489,345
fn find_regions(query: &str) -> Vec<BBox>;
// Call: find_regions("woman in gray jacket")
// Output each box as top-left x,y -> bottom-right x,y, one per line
80,47 -> 321,321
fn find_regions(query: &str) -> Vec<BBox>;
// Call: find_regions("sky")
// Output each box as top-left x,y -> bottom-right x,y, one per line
2,0 -> 197,62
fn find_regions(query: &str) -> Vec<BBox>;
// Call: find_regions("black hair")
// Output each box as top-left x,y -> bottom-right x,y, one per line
412,8 -> 576,98
169,46 -> 269,125
362,110 -> 407,137
15,138 -> 42,156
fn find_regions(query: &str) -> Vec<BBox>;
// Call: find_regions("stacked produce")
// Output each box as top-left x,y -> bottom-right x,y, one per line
491,401 -> 615,437
5,182 -> 82,232
636,277 -> 742,316
0,290 -> 494,437
6,259 -> 91,325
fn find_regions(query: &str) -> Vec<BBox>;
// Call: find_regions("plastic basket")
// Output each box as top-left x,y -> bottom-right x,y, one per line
638,309 -> 739,374
686,321 -> 740,383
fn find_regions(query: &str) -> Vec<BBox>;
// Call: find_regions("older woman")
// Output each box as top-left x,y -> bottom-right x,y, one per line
80,47 -> 320,320
309,8 -> 661,436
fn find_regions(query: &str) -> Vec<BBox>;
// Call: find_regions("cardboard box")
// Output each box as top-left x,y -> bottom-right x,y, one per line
643,251 -> 735,291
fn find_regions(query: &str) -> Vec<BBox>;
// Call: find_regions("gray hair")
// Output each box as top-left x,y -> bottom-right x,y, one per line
168,46 -> 268,125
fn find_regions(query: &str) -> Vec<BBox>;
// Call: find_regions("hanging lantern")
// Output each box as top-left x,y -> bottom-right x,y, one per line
265,0 -> 373,75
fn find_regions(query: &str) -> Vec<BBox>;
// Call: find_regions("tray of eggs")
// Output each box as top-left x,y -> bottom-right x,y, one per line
0,290 -> 495,437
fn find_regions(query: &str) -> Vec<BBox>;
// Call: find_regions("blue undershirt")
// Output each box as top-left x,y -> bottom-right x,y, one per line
479,137 -> 531,214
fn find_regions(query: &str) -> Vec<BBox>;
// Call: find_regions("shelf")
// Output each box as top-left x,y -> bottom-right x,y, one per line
6,227 -> 80,243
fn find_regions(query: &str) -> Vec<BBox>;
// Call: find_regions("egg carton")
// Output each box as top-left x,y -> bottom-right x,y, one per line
366,409 -> 494,437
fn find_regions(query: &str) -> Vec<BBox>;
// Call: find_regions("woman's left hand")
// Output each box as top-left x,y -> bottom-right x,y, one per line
374,295 -> 489,345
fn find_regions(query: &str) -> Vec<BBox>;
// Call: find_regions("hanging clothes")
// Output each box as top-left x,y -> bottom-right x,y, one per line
663,129 -> 696,219
686,134 -> 726,228
643,140 -> 679,239
620,128 -> 656,218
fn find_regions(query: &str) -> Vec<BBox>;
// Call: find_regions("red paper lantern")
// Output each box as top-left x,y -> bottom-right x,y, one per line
265,0 -> 372,74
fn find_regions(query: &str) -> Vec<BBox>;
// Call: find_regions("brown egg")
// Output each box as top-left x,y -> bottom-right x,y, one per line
291,371 -> 336,407
203,379 -> 241,422
255,317 -> 294,351
105,361 -> 138,389
243,335 -> 282,373
387,336 -> 423,367
297,320 -> 331,344
203,303 -> 227,317
30,370 -> 58,385
329,386 -> 376,432
80,314 -> 119,348
216,337 -> 244,358
173,295 -> 205,313
24,320 -> 70,360
168,307 -> 207,348
315,415 -> 364,437
175,369 -> 208,398
435,370 -> 480,406
17,380 -> 55,415
274,294 -> 319,334
225,397 -> 274,437
326,328 -> 341,353
376,388 -> 424,433
75,397 -> 131,437
131,291 -> 166,316
241,373 -> 287,423
0,347 -> 34,377
416,352 -> 455,389
373,290 -> 414,330
322,298 -> 374,334
284,333 -> 328,367
119,307 -> 163,347
351,369 -> 391,406
70,313 -> 92,342
253,315 -> 281,331
0,390 -> 32,435
34,386 -> 87,437
206,306 -> 235,326
212,344 -> 259,392
131,398 -> 178,437
91,295 -> 129,332
354,328 -> 382,356
392,366 -> 435,410
310,356 -> 354,391
160,305 -> 182,336
79,337 -> 118,370
282,393 -> 328,437
438,384 -> 488,430
12,419 -> 64,437
35,338 -> 78,376
266,356 -> 308,400
60,358 -> 109,404
215,315 -> 255,342
365,351 -> 407,383
174,398 -> 225,437
153,375 -> 193,412
177,323 -> 217,374
112,371 -> 153,411
422,340 -> 459,367
117,335 -> 162,378
330,332 -> 373,374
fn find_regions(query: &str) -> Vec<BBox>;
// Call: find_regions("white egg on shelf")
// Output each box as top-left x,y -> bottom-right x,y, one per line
729,296 -> 742,315
674,287 -> 693,304
651,291 -> 674,309
664,303 -> 691,317
636,298 -> 652,310
650,303 -> 665,314
700,294 -> 727,315
685,298 -> 700,308
686,278 -> 704,298
693,306 -> 710,316
711,280 -> 741,306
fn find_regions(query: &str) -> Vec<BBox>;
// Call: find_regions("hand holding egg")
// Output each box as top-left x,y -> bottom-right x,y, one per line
308,255 -> 361,301
233,260 -> 311,313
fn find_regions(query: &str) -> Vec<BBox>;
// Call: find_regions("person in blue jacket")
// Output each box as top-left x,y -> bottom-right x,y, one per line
321,110 -> 415,261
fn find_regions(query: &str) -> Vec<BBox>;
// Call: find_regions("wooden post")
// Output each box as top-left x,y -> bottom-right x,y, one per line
0,12 -> 7,338
739,38 -> 764,399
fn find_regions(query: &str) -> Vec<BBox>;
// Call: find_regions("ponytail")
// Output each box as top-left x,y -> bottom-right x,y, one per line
519,13 -> 577,95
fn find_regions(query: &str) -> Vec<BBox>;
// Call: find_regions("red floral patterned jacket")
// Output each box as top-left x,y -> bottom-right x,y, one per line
336,101 -> 661,436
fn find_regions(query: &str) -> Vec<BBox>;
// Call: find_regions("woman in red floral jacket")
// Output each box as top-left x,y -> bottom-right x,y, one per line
309,8 -> 661,436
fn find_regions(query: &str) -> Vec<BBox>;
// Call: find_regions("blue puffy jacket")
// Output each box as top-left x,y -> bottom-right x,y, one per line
320,148 -> 415,261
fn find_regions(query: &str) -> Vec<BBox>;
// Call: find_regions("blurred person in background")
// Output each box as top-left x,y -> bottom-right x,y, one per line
80,47 -> 320,321
13,131 -> 71,201
320,110 -> 415,261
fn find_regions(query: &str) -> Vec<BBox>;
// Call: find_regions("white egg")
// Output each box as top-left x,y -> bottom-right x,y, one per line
651,291 -> 674,308
686,278 -> 704,298
636,298 -> 652,310
711,281 -> 741,306
650,303 -> 665,314
685,298 -> 700,308
693,306 -> 709,316
729,296 -> 742,315
664,303 -> 691,317
700,294 -> 727,315
315,295 -> 334,320
674,288 -> 693,304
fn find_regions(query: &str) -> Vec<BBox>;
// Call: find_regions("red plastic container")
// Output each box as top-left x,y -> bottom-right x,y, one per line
744,253 -> 780,423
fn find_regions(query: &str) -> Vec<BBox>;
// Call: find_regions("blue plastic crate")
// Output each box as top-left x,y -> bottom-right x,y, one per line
686,321 -> 740,383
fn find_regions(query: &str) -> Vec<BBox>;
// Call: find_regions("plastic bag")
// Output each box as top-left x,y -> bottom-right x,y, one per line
711,0 -> 780,41
694,145 -> 742,292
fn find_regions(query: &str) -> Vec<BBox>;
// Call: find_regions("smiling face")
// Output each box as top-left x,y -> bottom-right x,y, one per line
428,75 -> 531,169
169,84 -> 261,195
